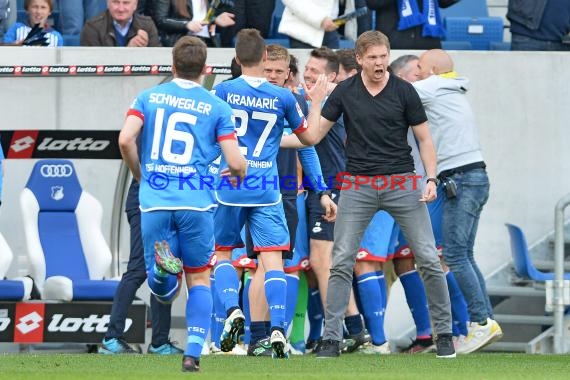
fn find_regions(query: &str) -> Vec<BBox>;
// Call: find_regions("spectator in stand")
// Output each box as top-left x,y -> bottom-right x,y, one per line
151,0 -> 235,47
80,0 -> 160,46
57,0 -> 104,36
3,0 -> 63,46
508,0 -> 570,51
278,0 -> 341,49
365,0 -> 458,49
0,0 -> 11,38
233,0 -> 275,38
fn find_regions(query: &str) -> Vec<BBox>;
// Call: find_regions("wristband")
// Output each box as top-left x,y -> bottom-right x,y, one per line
426,177 -> 439,186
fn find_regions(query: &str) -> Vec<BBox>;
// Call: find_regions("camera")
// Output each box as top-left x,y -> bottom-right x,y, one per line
442,177 -> 457,199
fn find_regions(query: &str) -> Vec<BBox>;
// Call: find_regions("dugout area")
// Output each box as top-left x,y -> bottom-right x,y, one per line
0,47 -> 569,353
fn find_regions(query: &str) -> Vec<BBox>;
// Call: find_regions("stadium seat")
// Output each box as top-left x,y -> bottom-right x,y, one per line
269,0 -> 287,39
440,0 -> 489,18
0,232 -> 33,301
441,40 -> 473,50
489,41 -> 511,51
63,33 -> 80,46
20,159 -> 119,301
444,16 -> 504,50
265,38 -> 290,48
505,223 -> 570,282
339,38 -> 355,49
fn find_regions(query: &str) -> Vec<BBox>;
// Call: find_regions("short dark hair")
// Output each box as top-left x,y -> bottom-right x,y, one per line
356,31 -> 390,58
289,54 -> 299,77
235,29 -> 266,67
389,55 -> 419,75
172,36 -> 207,80
230,57 -> 242,79
309,47 -> 339,75
336,49 -> 361,72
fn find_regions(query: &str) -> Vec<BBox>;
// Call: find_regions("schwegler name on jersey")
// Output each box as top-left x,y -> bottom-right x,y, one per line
213,76 -> 307,206
128,78 -> 236,212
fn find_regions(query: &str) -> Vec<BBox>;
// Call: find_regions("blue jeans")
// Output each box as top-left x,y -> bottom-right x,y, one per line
57,0 -> 103,35
440,168 -> 493,324
511,33 -> 570,51
105,207 -> 172,347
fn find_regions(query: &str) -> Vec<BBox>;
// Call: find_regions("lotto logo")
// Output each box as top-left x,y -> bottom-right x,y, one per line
11,136 -> 35,153
8,130 -> 40,158
14,303 -> 45,343
16,312 -> 43,334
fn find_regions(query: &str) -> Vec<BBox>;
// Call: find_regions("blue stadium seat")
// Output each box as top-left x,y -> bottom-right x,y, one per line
16,9 -> 25,23
489,41 -> 511,51
441,40 -> 473,50
265,38 -> 290,48
505,223 -> 570,282
339,38 -> 355,49
0,232 -> 33,301
20,160 -> 119,301
440,0 -> 489,18
269,0 -> 287,39
63,33 -> 80,46
444,16 -> 504,50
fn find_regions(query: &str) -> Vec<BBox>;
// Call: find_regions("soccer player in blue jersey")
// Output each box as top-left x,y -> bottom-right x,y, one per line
244,44 -> 332,356
211,29 -> 333,359
118,36 -> 246,372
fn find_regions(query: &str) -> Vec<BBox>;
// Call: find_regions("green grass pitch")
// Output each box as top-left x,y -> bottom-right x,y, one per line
1,353 -> 569,380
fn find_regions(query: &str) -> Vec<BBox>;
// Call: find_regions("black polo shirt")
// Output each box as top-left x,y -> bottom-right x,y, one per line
321,73 -> 427,176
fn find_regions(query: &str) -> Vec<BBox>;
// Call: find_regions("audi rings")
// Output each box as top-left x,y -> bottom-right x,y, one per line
40,164 -> 74,178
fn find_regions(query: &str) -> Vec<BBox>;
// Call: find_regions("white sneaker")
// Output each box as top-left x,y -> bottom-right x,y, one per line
220,308 -> 245,352
270,330 -> 289,359
231,344 -> 248,356
359,342 -> 391,354
455,318 -> 503,354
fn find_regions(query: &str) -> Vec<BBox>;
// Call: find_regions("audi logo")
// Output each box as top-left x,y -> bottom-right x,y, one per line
40,164 -> 74,178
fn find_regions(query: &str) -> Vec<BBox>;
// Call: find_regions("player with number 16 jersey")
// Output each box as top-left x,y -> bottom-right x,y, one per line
129,79 -> 236,211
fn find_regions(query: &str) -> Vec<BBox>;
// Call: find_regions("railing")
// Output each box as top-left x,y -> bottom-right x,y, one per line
552,193 -> 570,353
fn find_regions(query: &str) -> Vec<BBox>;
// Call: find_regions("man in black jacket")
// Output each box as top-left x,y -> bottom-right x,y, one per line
366,0 -> 457,49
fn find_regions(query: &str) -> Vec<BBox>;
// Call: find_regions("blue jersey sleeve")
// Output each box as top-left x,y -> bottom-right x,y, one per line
127,93 -> 146,121
283,91 -> 307,135
298,146 -> 328,191
215,101 -> 237,142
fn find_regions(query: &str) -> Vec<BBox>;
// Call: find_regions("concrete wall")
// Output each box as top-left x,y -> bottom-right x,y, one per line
1,47 -> 569,340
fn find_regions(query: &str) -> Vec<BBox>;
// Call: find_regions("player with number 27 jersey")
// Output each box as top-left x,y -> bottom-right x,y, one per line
128,79 -> 236,211
213,76 -> 307,206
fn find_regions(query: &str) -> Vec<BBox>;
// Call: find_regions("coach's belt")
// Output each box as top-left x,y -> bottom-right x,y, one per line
438,161 -> 486,180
